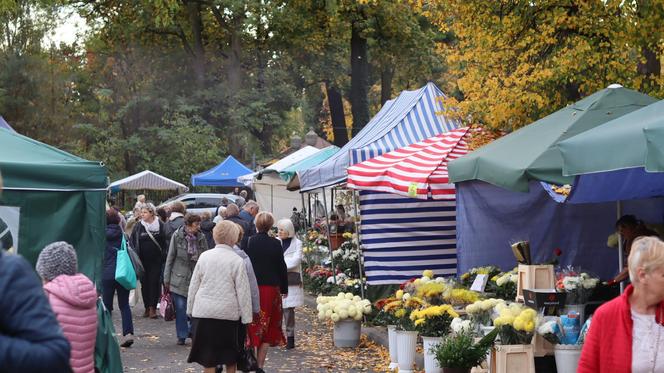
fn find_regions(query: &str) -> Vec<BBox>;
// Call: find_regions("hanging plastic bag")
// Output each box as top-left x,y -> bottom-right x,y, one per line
94,298 -> 123,373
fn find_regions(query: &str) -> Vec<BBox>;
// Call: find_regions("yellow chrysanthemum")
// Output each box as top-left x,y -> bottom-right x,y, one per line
414,318 -> 426,326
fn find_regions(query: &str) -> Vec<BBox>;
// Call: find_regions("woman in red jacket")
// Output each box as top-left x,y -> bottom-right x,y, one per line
578,236 -> 664,373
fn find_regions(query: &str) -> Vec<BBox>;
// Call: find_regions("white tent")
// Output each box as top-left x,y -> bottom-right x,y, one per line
108,170 -> 188,192
238,146 -> 321,220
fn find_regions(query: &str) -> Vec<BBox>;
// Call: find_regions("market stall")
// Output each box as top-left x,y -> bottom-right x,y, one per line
347,128 -> 471,283
447,85 -> 663,278
0,127 -> 107,283
109,170 -> 188,193
190,155 -> 252,187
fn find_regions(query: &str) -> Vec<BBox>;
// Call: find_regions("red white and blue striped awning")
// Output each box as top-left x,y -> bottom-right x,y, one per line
347,127 -> 470,199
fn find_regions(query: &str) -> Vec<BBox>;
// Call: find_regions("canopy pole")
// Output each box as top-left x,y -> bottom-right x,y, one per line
300,192 -> 306,232
352,189 -> 365,299
322,189 -> 336,284
617,201 -> 625,294
270,185 -> 274,216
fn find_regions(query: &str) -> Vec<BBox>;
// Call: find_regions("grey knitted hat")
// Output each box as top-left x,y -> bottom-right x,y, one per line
36,241 -> 78,281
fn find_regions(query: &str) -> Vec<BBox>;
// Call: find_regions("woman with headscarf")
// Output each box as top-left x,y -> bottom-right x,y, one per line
130,202 -> 167,319
187,221 -> 252,373
164,213 -> 208,345
276,218 -> 303,350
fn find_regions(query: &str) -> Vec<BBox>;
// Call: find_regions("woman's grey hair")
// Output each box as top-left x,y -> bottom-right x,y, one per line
139,202 -> 157,216
628,236 -> 664,283
276,218 -> 295,238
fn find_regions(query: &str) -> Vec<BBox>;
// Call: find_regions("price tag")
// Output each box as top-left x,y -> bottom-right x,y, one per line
408,183 -> 418,197
470,274 -> 489,292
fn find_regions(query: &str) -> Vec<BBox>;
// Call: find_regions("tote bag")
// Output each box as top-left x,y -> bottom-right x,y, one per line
115,236 -> 137,290
94,298 -> 123,373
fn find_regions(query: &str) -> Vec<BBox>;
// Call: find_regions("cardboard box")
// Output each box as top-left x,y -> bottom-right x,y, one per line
490,344 -> 535,373
516,264 -> 555,302
522,289 -> 566,316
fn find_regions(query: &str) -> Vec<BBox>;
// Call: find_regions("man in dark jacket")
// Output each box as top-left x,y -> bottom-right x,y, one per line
224,203 -> 251,250
164,201 -> 186,247
0,249 -> 72,372
239,201 -> 259,237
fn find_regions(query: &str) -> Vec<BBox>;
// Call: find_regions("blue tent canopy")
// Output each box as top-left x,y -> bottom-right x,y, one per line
191,155 -> 252,187
298,82 -> 460,192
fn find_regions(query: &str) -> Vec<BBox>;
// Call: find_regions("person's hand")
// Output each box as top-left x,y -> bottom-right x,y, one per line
606,279 -> 617,286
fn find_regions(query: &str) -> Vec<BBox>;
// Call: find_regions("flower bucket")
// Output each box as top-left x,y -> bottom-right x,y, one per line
333,319 -> 361,348
396,330 -> 419,373
553,344 -> 582,373
422,336 -> 443,373
563,304 -> 585,325
387,325 -> 399,370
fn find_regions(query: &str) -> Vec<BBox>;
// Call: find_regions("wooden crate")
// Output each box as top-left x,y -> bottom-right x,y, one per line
516,264 -> 555,302
532,332 -> 554,357
490,344 -> 535,373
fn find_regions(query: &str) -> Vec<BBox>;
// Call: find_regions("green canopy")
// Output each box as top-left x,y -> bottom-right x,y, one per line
0,128 -> 107,283
558,98 -> 664,176
448,85 -> 657,192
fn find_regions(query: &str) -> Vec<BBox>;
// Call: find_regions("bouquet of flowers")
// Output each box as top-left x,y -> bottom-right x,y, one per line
443,288 -> 480,306
332,239 -> 361,277
556,267 -> 600,304
537,318 -> 562,345
316,292 -> 372,322
465,298 -> 503,326
493,303 -> 537,345
450,317 -> 473,335
460,266 -> 502,288
489,269 -> 518,300
389,290 -> 426,330
410,304 -> 459,337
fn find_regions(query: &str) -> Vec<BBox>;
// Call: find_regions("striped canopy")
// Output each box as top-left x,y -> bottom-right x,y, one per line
347,127 -> 470,199
109,170 -> 188,193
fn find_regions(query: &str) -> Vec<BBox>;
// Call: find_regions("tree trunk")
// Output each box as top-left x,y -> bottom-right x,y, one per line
380,64 -> 394,106
186,0 -> 205,88
227,15 -> 244,92
325,81 -> 349,146
636,0 -> 661,91
350,19 -> 370,137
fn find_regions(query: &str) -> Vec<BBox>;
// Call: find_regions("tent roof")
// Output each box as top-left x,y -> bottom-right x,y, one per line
0,128 -> 106,190
238,146 -> 320,186
298,82 -> 460,192
191,155 -> 252,187
448,85 -> 656,192
280,146 -> 339,180
109,170 -> 187,192
0,116 -> 15,133
348,128 -> 470,199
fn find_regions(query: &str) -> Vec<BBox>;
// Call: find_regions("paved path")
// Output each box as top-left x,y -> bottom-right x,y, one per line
111,299 -> 389,372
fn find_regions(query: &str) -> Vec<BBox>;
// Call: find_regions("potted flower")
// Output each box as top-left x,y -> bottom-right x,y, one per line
316,292 -> 372,347
465,298 -> 503,334
393,293 -> 425,373
556,269 -> 599,324
434,329 -> 498,373
492,303 -> 537,345
489,269 -> 518,300
376,297 -> 403,370
411,304 -> 459,373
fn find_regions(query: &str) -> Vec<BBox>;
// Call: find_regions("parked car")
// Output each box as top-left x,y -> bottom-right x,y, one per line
159,193 -> 239,216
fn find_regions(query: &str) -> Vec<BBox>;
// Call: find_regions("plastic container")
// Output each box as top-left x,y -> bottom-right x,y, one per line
396,330 -> 419,373
554,344 -> 582,373
333,319 -> 361,347
422,336 -> 443,373
387,325 -> 399,370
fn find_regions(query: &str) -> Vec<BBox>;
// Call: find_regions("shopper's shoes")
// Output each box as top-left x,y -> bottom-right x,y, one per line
142,309 -> 149,318
149,306 -> 158,319
255,368 -> 266,373
120,334 -> 134,348
177,338 -> 186,346
286,336 -> 295,349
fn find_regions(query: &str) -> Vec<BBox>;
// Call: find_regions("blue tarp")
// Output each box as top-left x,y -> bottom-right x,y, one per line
298,82 -> 460,192
191,155 -> 252,187
456,180 -> 664,280
566,168 -> 664,204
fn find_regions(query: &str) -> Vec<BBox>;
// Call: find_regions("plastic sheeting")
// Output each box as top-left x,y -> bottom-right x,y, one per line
455,180 -> 664,279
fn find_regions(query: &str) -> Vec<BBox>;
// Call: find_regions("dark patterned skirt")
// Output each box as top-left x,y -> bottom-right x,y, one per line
247,285 -> 286,347
187,318 -> 242,368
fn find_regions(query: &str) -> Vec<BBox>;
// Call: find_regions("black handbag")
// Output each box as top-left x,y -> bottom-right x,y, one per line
287,272 -> 302,286
236,346 -> 258,372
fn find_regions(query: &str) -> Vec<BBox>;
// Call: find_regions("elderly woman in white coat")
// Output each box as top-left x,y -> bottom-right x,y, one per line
277,218 -> 303,350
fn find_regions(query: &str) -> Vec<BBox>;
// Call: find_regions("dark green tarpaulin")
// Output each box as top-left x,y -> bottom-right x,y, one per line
448,86 -> 656,192
0,128 -> 107,284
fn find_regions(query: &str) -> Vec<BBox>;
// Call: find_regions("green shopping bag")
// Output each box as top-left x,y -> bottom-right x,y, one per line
115,236 -> 136,290
94,298 -> 123,373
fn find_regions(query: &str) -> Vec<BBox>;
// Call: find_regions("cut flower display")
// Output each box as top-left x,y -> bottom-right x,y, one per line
556,267 -> 600,304
493,303 -> 538,345
465,298 -> 503,326
316,292 -> 372,322
410,304 -> 459,337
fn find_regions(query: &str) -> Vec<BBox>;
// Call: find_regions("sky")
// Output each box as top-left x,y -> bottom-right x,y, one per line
44,7 -> 89,46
